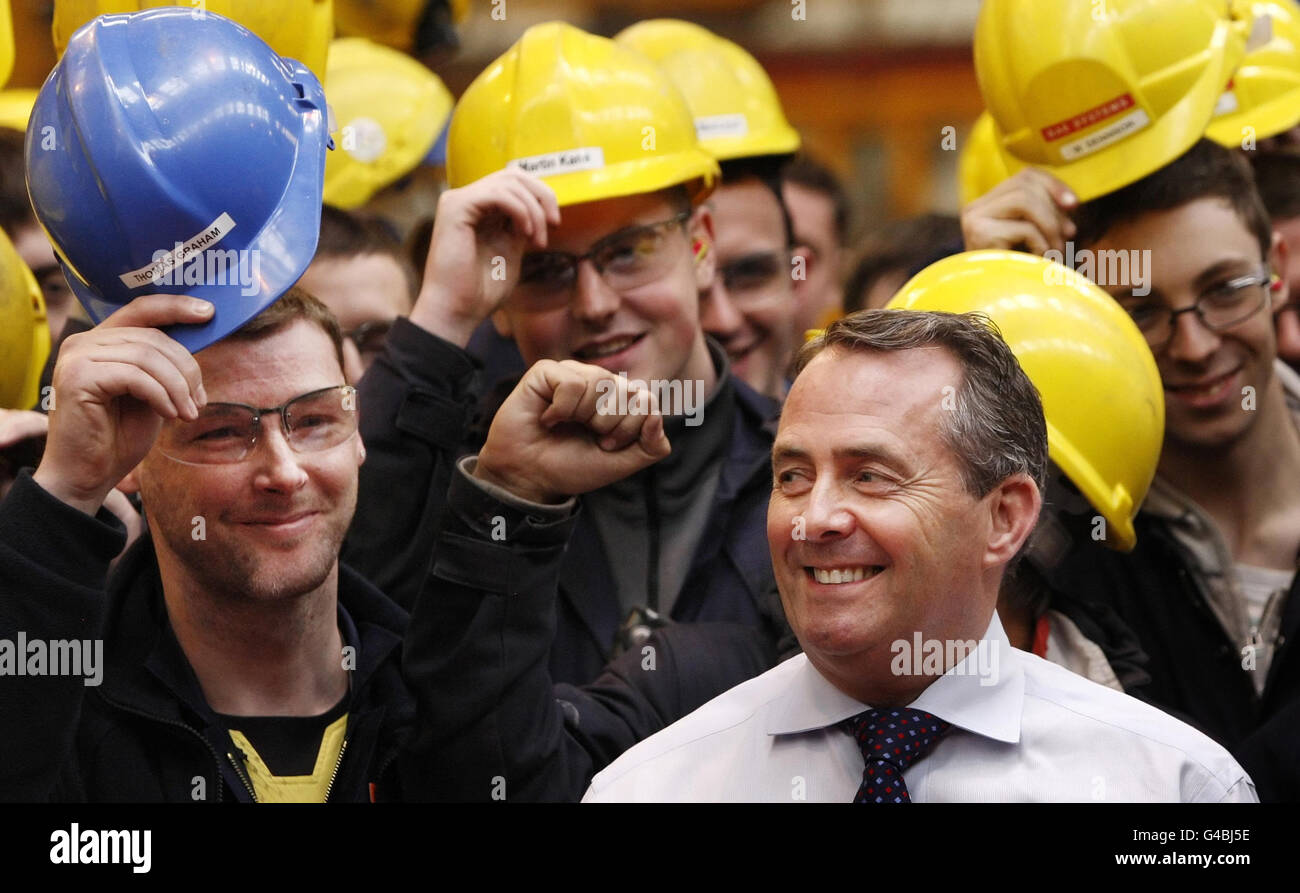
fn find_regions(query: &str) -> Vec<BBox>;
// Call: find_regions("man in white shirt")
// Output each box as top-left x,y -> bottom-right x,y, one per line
581,309 -> 1255,802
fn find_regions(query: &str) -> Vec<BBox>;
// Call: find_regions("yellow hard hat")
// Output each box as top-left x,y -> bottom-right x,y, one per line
615,19 -> 800,163
958,111 -> 1025,204
52,0 -> 334,80
0,226 -> 50,411
322,37 -> 452,209
1207,0 -> 1300,146
975,0 -> 1252,201
334,0 -> 468,53
885,249 -> 1164,552
0,86 -> 34,131
0,0 -> 14,89
447,21 -> 720,208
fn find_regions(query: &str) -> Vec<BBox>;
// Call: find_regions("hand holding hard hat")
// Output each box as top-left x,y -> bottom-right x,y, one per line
32,295 -> 211,517
409,169 -> 560,348
961,168 -> 1079,256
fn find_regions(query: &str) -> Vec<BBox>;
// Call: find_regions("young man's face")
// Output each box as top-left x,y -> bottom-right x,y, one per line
1087,198 -> 1285,452
702,177 -> 798,399
297,253 -> 413,383
495,190 -> 716,388
133,320 -> 364,601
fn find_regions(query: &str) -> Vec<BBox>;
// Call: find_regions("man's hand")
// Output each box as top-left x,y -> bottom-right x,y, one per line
32,295 -> 212,516
410,169 -> 561,347
961,168 -> 1079,256
474,360 -> 672,504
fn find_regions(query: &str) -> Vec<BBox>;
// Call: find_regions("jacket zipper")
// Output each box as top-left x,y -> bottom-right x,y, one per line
322,736 -> 349,804
227,748 -> 259,803
96,693 -> 226,802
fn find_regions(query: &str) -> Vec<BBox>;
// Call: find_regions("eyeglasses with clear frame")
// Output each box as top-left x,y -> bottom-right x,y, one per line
157,385 -> 358,466
512,211 -> 694,312
1121,268 -> 1277,349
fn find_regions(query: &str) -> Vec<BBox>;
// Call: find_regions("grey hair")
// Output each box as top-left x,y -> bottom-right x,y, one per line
792,308 -> 1047,498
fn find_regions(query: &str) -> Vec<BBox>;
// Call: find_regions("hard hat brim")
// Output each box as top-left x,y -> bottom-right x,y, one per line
1205,85 -> 1300,144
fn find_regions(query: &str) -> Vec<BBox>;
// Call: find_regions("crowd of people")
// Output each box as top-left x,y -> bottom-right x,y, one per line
1,0 -> 1298,803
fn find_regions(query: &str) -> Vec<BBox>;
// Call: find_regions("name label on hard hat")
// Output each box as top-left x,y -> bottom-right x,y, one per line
118,213 -> 237,290
1058,108 -> 1150,161
694,114 -> 749,140
1041,94 -> 1136,142
508,147 -> 605,177
1039,93 -> 1150,162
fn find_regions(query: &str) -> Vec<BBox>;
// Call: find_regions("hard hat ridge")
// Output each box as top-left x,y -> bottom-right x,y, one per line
26,7 -> 330,352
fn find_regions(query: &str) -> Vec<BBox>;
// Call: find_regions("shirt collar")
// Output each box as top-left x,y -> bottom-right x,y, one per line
765,612 -> 1023,745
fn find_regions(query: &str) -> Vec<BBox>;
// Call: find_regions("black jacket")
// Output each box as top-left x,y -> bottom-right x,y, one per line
343,318 -> 781,685
0,471 -> 413,802
1046,509 -> 1300,750
397,465 -> 781,801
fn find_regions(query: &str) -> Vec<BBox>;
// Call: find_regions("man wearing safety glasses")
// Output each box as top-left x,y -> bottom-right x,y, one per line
0,290 -> 417,801
342,24 -> 785,687
962,139 -> 1300,758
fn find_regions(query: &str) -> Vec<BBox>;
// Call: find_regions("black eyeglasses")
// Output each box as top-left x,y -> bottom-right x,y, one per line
717,250 -> 791,302
513,211 -> 693,311
157,385 -> 358,466
344,319 -> 394,362
1122,268 -> 1275,349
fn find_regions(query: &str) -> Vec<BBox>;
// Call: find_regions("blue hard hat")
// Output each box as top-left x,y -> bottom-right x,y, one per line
25,8 -> 330,353
423,118 -> 450,167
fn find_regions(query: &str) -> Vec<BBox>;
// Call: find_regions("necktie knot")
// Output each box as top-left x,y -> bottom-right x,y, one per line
839,706 -> 951,803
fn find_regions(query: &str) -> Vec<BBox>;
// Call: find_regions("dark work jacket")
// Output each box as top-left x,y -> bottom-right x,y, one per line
0,471 -> 413,802
343,318 -> 781,685
1046,510 -> 1300,751
397,465 -> 781,801
398,465 -> 1157,802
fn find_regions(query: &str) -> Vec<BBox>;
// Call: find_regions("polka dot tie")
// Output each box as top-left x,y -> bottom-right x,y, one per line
838,707 -> 951,803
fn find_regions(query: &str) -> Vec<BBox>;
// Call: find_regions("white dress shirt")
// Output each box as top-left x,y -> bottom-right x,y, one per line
583,613 -> 1257,803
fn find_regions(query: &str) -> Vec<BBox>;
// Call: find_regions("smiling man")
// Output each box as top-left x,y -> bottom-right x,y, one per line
580,311 -> 1253,802
963,139 -> 1300,751
700,165 -> 801,401
342,23 -> 783,685
0,291 -> 426,802
616,19 -> 804,401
